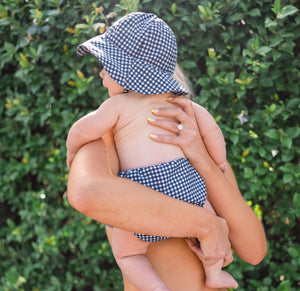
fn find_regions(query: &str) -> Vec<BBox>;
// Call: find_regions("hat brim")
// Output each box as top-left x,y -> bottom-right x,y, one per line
77,34 -> 189,96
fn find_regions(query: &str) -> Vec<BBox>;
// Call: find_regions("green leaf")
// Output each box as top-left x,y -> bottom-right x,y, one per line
279,163 -> 293,173
283,173 -> 293,184
230,134 -> 239,145
258,147 -> 266,158
272,0 -> 281,14
244,167 -> 253,178
269,37 -> 284,48
282,137 -> 292,149
249,9 -> 261,17
0,18 -> 10,26
207,65 -> 215,78
286,127 -> 300,139
256,46 -> 272,56
180,60 -> 197,69
46,10 -> 61,16
198,5 -> 207,16
171,3 -> 177,14
277,280 -> 291,291
287,246 -> 299,258
4,42 -> 16,54
264,129 -> 280,139
278,5 -> 299,19
265,17 -> 277,28
293,193 -> 300,209
50,276 -> 61,287
281,151 -> 294,162
286,98 -> 300,109
227,13 -> 244,22
75,23 -> 89,29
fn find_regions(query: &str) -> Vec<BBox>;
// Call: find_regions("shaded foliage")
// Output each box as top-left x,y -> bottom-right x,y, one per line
0,0 -> 299,290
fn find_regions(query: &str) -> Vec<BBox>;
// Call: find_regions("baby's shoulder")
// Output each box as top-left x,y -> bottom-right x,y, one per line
110,92 -> 142,105
102,93 -> 131,108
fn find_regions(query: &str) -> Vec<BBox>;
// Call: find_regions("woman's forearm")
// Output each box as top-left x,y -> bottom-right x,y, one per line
195,158 -> 267,265
67,137 -> 232,263
68,138 -> 214,238
137,96 -> 266,265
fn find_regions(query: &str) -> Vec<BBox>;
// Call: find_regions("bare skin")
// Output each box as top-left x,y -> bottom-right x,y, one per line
68,130 -> 266,290
69,134 -> 228,290
106,227 -> 227,291
67,71 -> 267,289
148,97 -> 267,265
66,75 -> 238,289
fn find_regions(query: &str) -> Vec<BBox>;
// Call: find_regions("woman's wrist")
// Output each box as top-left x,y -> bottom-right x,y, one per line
193,205 -> 218,239
189,153 -> 216,181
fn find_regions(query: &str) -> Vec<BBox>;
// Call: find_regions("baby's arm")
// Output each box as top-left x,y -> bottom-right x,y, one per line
192,103 -> 227,172
66,97 -> 120,169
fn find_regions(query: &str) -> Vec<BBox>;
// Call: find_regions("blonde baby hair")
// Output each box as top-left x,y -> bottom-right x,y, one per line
173,63 -> 194,99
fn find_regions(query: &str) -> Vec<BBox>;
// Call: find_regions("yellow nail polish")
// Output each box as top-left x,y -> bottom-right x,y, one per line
147,117 -> 155,122
151,108 -> 159,114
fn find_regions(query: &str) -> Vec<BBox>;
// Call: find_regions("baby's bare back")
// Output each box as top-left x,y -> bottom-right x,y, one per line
114,92 -> 184,171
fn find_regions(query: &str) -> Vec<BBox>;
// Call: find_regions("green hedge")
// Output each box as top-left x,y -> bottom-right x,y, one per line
0,0 -> 299,290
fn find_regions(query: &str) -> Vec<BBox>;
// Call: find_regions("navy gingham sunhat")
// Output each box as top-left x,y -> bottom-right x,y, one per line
77,12 -> 189,95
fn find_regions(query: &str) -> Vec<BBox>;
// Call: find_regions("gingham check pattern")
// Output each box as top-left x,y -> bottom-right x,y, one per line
77,12 -> 188,95
119,158 -> 207,242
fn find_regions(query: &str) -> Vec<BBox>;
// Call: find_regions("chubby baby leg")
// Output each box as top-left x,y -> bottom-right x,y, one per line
112,228 -> 149,258
112,228 -> 169,291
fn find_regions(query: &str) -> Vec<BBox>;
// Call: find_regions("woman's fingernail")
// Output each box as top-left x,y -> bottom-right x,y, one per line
166,97 -> 173,101
151,108 -> 159,114
149,134 -> 158,139
147,117 -> 156,122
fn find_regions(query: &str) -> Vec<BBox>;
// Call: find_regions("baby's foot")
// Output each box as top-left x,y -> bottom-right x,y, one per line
206,270 -> 238,289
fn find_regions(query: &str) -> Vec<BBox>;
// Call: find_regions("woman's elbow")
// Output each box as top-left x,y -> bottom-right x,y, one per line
234,232 -> 267,265
68,183 -> 88,213
251,244 -> 267,265
67,176 -> 100,214
245,240 -> 267,265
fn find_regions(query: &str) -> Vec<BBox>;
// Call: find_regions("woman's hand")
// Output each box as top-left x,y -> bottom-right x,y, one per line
149,96 -> 233,265
192,215 -> 233,267
149,96 -> 267,265
148,97 -> 210,172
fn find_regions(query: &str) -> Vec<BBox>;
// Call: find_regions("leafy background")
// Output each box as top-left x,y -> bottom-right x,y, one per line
0,0 -> 299,290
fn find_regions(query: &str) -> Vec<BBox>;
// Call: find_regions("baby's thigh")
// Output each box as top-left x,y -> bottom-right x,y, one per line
111,228 -> 149,258
106,228 -> 226,291
145,238 -> 225,291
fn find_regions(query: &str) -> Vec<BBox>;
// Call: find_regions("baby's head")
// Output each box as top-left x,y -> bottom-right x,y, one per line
77,12 -> 189,96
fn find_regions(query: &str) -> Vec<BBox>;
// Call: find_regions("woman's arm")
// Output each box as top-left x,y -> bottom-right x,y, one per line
67,131 -> 232,265
149,97 -> 267,265
193,102 -> 227,171
203,160 -> 266,265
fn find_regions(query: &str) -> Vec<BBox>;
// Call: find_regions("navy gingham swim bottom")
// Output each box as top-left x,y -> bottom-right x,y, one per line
119,158 -> 207,242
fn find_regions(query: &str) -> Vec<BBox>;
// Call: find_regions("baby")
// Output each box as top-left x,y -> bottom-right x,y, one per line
67,12 -> 237,291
